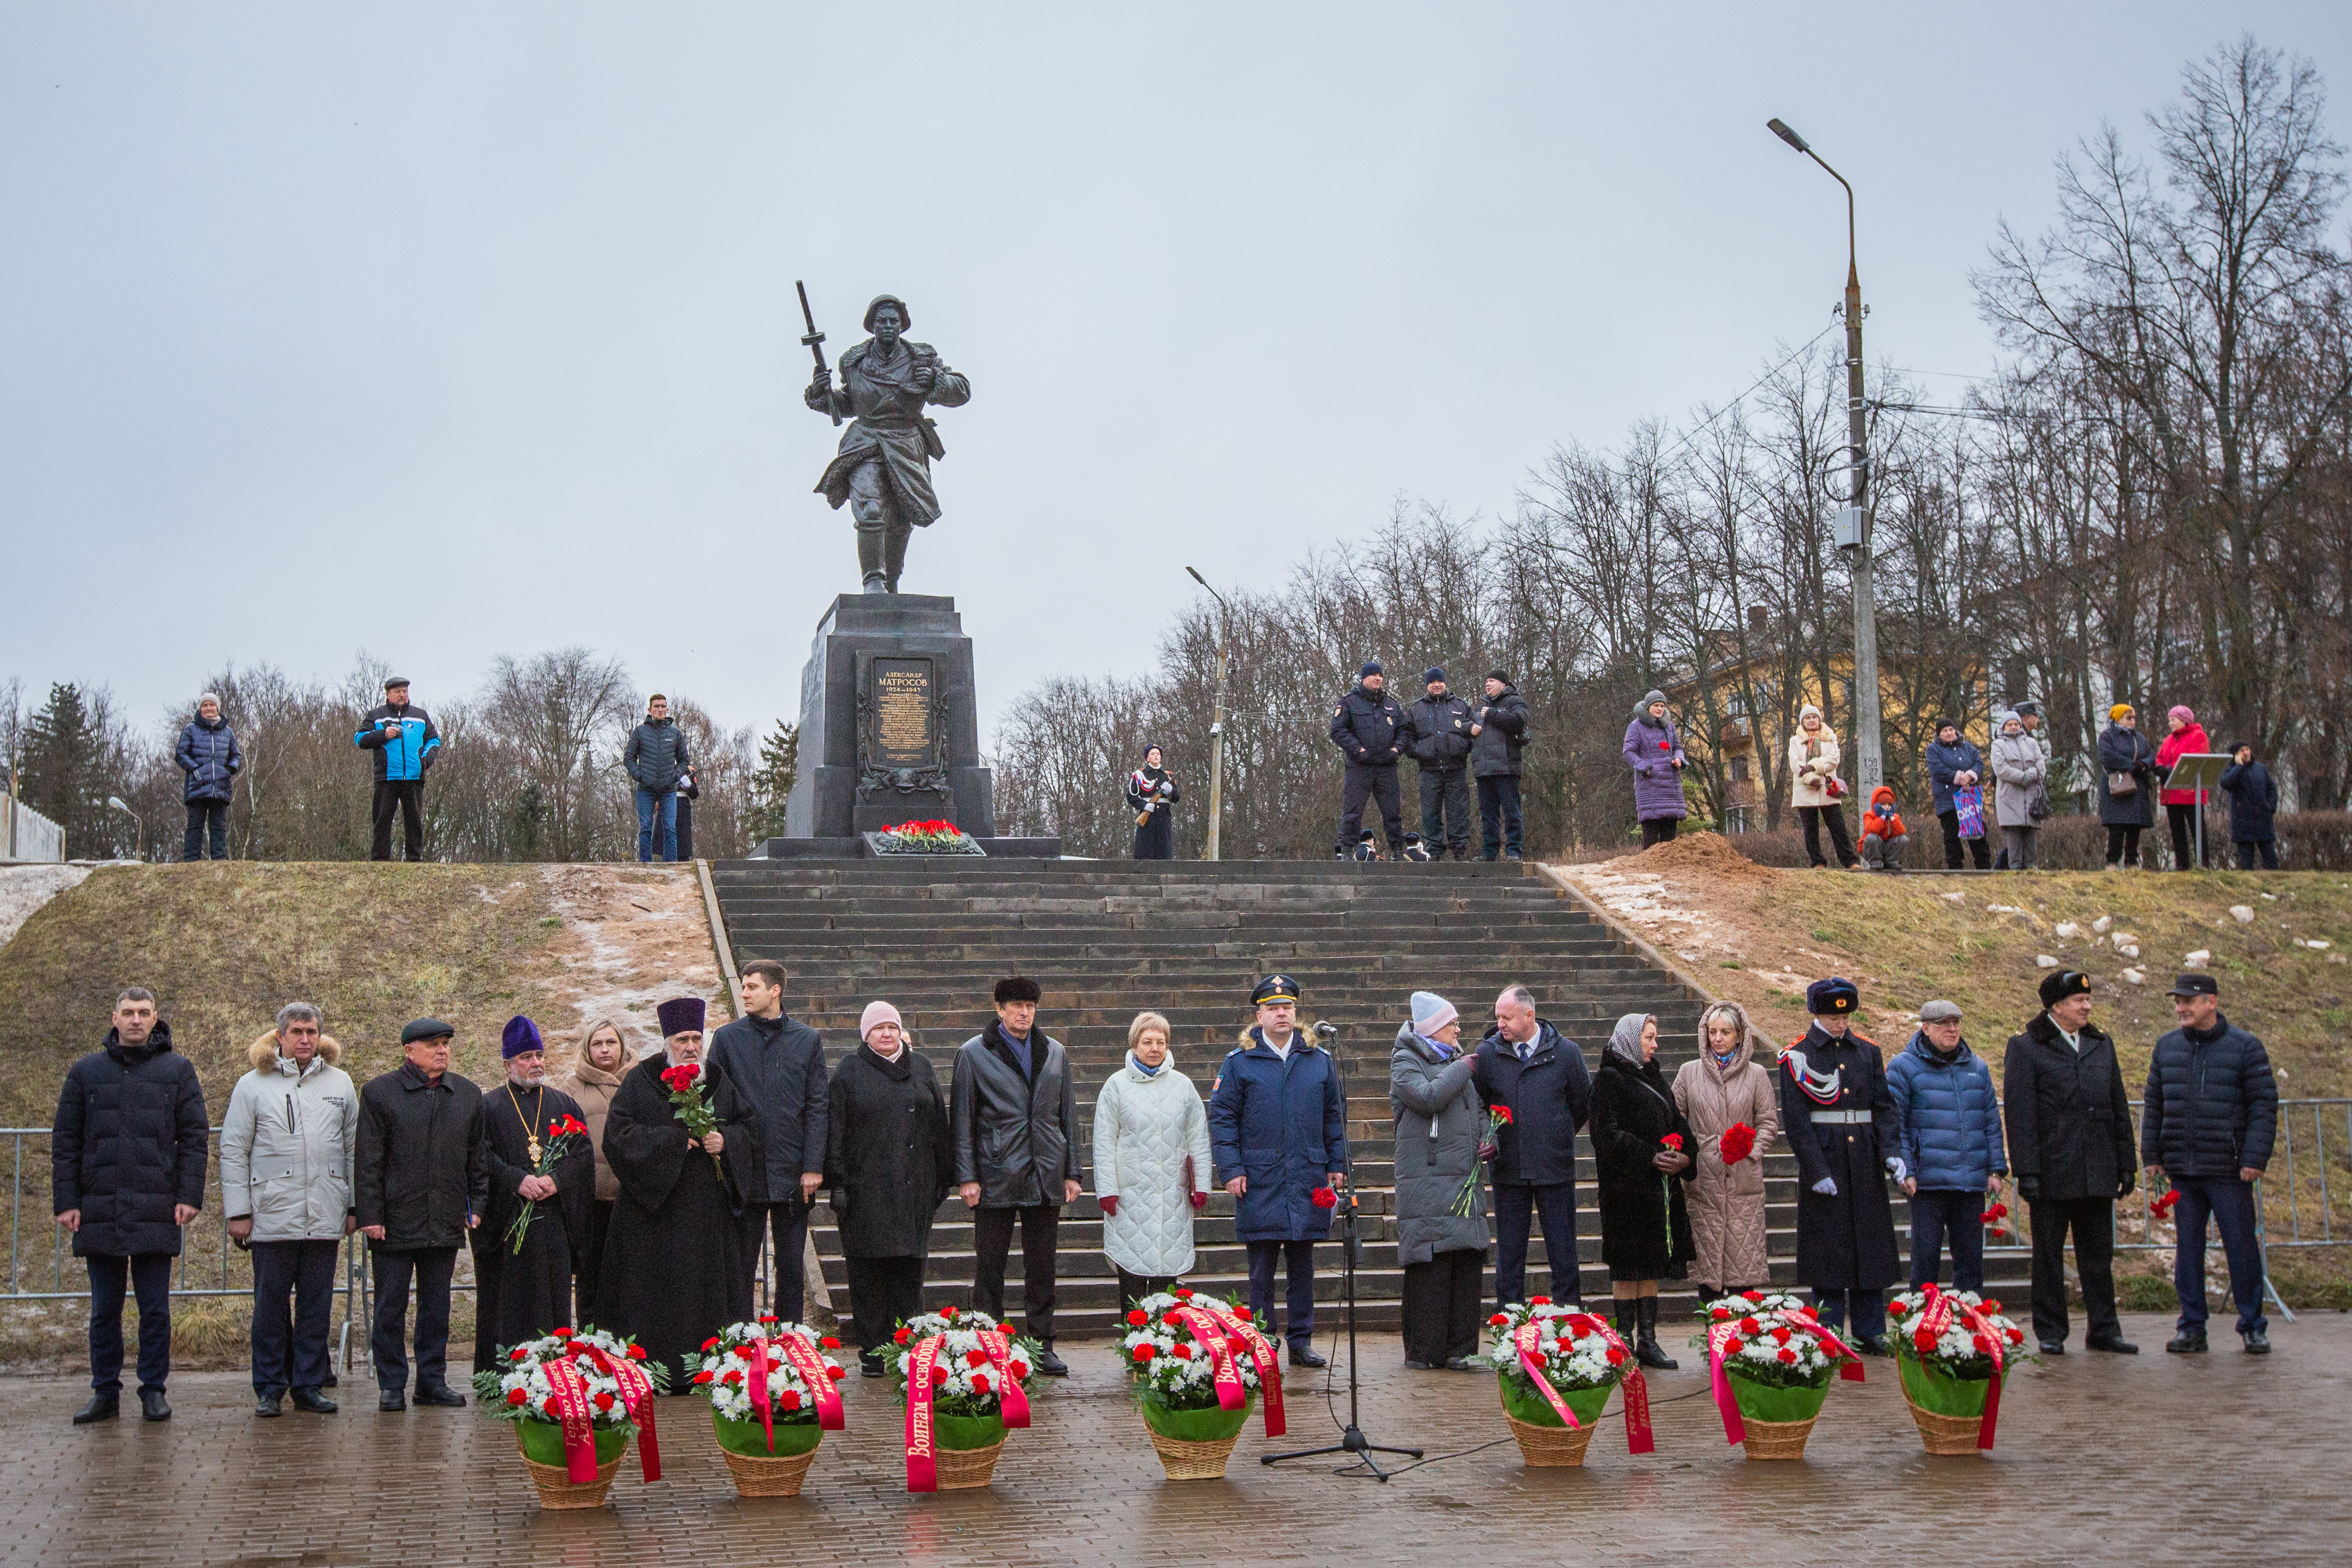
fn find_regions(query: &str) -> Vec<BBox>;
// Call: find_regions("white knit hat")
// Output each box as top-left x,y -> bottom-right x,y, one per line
1410,991 -> 1458,1035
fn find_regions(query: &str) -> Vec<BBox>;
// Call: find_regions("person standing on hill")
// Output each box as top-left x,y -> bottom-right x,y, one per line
1330,662 -> 1408,858
52,987 -> 208,1425
1125,745 -> 1182,860
1925,718 -> 1990,870
954,975 -> 1081,1375
1787,705 -> 1858,869
354,677 -> 440,862
2155,705 -> 2215,869
1210,975 -> 1347,1367
1472,670 -> 1530,862
357,1019 -> 485,1410
1621,690 -> 1689,850
1886,1000 -> 2004,1293
2096,704 -> 2157,869
2001,971 -> 2138,1356
222,1002 -> 356,1418
2142,973 -> 2277,1355
624,694 -> 693,864
1407,670 -> 1476,860
1474,984 -> 1592,1312
1990,710 -> 2048,870
2219,744 -> 2280,870
174,692 -> 241,862
1672,1000 -> 1778,1300
1776,977 -> 1899,1352
708,959 -> 828,1326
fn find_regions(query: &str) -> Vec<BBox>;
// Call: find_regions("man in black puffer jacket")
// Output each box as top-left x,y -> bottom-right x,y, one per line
2142,973 -> 2278,1354
624,694 -> 694,863
52,988 -> 208,1425
1406,668 -> 1476,860
1329,662 -> 1407,858
1471,670 -> 1530,861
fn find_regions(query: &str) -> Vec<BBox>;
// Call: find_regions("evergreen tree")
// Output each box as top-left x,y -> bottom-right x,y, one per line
747,720 -> 798,842
19,682 -> 109,857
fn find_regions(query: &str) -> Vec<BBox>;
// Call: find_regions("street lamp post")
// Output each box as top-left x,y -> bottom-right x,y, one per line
105,795 -> 142,862
1767,117 -> 1882,801
1185,566 -> 1233,862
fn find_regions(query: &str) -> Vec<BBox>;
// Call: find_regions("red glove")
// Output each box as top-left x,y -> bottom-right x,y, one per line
1097,1196 -> 1118,1218
1190,1190 -> 1208,1212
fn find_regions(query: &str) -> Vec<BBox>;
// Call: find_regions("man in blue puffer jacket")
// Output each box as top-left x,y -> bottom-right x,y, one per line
354,676 -> 441,862
173,693 -> 242,862
1887,1000 -> 2006,1291
2143,973 -> 2278,1354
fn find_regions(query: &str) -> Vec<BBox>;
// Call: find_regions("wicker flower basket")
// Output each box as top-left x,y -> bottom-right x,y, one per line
1895,1351 -> 1996,1456
928,1412 -> 1009,1490
514,1423 -> 630,1510
1738,1415 -> 1820,1460
1138,1395 -> 1251,1481
1724,1368 -> 1832,1461
1496,1376 -> 1614,1468
1903,1398 -> 1983,1456
714,1411 -> 826,1496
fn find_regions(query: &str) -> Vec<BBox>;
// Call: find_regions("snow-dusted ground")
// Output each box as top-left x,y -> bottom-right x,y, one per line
0,864 -> 90,949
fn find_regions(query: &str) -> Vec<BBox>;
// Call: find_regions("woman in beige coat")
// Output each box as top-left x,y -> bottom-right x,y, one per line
1670,1001 -> 1780,1296
1786,704 -> 1858,869
554,1019 -> 631,1315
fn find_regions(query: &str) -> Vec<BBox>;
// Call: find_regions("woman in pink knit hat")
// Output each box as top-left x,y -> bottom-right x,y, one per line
2155,705 -> 2215,870
823,999 -> 956,1375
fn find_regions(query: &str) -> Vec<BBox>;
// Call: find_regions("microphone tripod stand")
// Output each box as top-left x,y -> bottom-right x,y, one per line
1260,1183 -> 1423,1481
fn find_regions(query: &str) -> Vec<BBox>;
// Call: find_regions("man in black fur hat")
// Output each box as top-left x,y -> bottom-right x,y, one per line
953,975 -> 1080,1375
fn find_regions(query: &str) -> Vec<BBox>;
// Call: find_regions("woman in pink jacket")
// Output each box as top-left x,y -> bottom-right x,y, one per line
2155,705 -> 2215,870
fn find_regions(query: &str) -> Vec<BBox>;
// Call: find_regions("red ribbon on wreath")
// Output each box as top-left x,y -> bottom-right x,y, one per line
1516,1314 -> 1654,1453
574,1338 -> 660,1481
542,1356 -> 601,1484
1919,1283 -> 2004,1450
1200,1300 -> 1285,1437
1706,1308 -> 1863,1446
1172,1306 -> 1248,1411
904,1333 -> 943,1493
773,1330 -> 846,1432
973,1328 -> 1031,1429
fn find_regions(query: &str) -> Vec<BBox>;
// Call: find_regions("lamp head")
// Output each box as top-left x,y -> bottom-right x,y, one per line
107,797 -> 128,812
1768,118 -> 1811,153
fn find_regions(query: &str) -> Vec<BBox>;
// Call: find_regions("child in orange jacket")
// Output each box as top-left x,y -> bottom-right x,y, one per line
1861,785 -> 1908,870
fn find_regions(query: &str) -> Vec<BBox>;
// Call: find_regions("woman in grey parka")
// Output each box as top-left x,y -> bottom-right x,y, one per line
1991,710 -> 2048,870
1391,991 -> 1490,1370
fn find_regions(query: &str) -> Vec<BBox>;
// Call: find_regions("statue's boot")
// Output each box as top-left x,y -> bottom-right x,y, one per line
857,525 -> 888,593
882,520 -> 912,593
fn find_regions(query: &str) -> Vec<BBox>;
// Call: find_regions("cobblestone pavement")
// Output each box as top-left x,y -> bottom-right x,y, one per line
3,1312 -> 2343,1567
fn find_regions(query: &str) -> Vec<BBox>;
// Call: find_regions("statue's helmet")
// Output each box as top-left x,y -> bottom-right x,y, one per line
864,294 -> 911,331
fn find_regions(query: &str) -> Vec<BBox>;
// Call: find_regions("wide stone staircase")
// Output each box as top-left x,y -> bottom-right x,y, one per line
712,858 -> 2027,1341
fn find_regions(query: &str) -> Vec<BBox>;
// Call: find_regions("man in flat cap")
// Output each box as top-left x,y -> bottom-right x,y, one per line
1886,1000 -> 2005,1294
354,677 -> 441,862
356,1018 -> 484,1411
2003,969 -> 2138,1354
954,975 -> 1080,1375
596,996 -> 759,1387
471,1016 -> 591,1368
1209,975 -> 1348,1366
1330,662 -> 1409,858
807,293 -> 971,593
2143,974 -> 2277,1354
1776,977 -> 1901,1351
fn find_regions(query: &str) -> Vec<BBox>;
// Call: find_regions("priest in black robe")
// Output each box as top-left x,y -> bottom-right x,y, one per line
472,1017 -> 593,1367
595,996 -> 759,1388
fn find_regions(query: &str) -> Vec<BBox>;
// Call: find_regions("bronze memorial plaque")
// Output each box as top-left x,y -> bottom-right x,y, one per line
870,657 -> 936,769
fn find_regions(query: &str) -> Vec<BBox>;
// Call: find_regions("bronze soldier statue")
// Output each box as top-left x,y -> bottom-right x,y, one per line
805,294 -> 971,593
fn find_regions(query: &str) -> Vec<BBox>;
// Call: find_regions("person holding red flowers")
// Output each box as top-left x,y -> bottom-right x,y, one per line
1671,1001 -> 1778,1301
1390,991 -> 1490,1370
471,1016 -> 594,1374
1589,1012 -> 1693,1368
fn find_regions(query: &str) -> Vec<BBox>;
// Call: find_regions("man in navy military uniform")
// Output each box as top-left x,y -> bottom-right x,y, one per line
1776,977 -> 1902,1352
1208,975 -> 1348,1367
1329,663 -> 1408,858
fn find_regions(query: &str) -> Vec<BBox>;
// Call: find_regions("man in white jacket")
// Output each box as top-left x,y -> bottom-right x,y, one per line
222,1003 -> 359,1417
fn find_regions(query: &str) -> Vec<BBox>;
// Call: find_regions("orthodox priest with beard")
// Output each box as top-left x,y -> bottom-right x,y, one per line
595,996 -> 759,1387
472,1016 -> 591,1365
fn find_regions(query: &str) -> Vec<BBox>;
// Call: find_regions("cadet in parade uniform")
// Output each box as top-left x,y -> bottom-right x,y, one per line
1776,977 -> 1902,1351
1208,975 -> 1349,1366
1330,662 -> 1409,858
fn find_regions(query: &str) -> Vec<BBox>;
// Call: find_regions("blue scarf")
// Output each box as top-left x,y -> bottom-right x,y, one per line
1129,1052 -> 1164,1077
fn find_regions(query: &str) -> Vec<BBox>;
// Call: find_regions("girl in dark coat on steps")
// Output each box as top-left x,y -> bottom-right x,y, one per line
1589,1013 -> 1694,1368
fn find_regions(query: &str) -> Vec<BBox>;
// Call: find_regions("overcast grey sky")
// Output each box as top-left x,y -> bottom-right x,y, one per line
4,4 -> 2346,749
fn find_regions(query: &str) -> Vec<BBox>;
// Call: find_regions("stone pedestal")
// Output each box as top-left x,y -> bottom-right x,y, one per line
781,594 -> 998,841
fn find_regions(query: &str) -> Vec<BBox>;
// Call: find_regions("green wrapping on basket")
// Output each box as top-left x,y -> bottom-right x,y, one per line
1139,1393 -> 1253,1443
933,1412 -> 1008,1452
714,1409 -> 824,1456
1896,1351 -> 1998,1417
1497,1373 -> 1614,1430
1724,1366 -> 1834,1424
516,1417 -> 631,1467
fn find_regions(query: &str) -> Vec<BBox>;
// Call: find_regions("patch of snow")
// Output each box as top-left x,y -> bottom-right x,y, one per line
2121,968 -> 2146,985
2092,915 -> 2112,933
2229,906 -> 2254,924
2055,921 -> 2081,939
2309,939 -> 2333,951
2184,949 -> 2211,967
1940,892 -> 1965,904
0,864 -> 92,947
2036,955 -> 2059,968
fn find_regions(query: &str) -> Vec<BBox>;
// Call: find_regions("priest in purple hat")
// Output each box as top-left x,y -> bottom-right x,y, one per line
471,1016 -> 592,1368
593,995 -> 760,1385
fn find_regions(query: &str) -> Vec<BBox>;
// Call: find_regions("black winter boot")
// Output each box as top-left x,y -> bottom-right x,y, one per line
1634,1296 -> 1678,1370
1612,1300 -> 1638,1354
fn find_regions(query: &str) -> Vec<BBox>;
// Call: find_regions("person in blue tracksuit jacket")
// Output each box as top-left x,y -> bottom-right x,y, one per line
354,676 -> 441,862
1208,973 -> 1348,1366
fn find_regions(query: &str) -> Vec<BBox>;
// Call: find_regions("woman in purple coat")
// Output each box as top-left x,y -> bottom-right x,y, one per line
1622,690 -> 1690,848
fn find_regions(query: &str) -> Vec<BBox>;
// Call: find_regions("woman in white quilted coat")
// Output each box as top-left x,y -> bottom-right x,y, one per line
1092,1012 -> 1213,1307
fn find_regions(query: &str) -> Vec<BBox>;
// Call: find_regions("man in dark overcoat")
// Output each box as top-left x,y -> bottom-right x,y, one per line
953,975 -> 1081,1374
708,959 -> 828,1326
1208,975 -> 1349,1366
356,1018 -> 485,1411
1473,983 -> 1593,1311
2003,969 -> 2139,1356
1776,977 -> 1901,1352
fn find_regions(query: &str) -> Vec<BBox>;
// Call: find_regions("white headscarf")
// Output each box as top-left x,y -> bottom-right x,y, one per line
1605,1012 -> 1653,1068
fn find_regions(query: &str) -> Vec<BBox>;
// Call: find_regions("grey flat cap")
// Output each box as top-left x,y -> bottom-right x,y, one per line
1918,1000 -> 1963,1022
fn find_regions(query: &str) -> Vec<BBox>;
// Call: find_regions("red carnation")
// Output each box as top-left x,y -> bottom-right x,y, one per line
1127,1309 -> 1148,1326
1725,1337 -> 1745,1354
1719,1122 -> 1757,1166
2150,1189 -> 2182,1220
1009,1363 -> 1027,1381
1171,1343 -> 1193,1360
1972,1332 -> 1996,1356
1531,1295 -> 1551,1306
894,1328 -> 913,1345
971,1372 -> 992,1395
1709,1306 -> 1732,1322
1739,1316 -> 1762,1336
627,1344 -> 647,1360
543,1396 -> 560,1415
692,1370 -> 715,1384
965,1349 -> 990,1369
1133,1344 -> 1156,1362
820,1336 -> 840,1350
825,1365 -> 847,1380
701,1336 -> 720,1352
1741,1289 -> 1766,1302
551,1326 -> 574,1338
1235,1305 -> 1253,1319
1174,1287 -> 1194,1298
1777,1348 -> 1798,1364
722,1370 -> 744,1386
781,1389 -> 803,1411
1915,1328 -> 1938,1354
506,1387 -> 526,1405
1982,1299 -> 2003,1314
1662,1133 -> 1684,1152
1770,1326 -> 1792,1345
1311,1187 -> 1338,1210
1489,1313 -> 1510,1326
1979,1202 -> 2009,1223
1605,1346 -> 1627,1366
759,1314 -> 779,1325
593,1391 -> 615,1411
509,1346 -> 528,1362
942,1306 -> 958,1319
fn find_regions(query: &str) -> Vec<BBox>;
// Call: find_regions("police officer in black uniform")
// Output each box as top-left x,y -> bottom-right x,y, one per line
1330,661 -> 1408,858
1775,977 -> 1902,1352
1405,667 -> 1476,861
